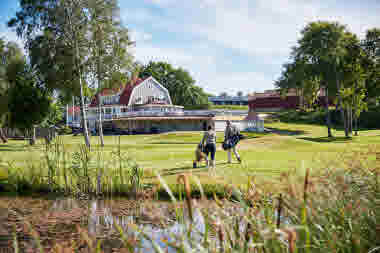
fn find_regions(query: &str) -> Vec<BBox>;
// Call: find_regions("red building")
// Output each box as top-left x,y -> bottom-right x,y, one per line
248,88 -> 331,111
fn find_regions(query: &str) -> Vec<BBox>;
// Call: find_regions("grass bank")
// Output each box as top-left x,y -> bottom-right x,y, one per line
1,121 -> 380,197
2,159 -> 379,252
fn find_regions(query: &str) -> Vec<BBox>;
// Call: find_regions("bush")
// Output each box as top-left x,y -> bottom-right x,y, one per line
275,107 -> 380,130
184,103 -> 211,110
210,104 -> 249,110
57,125 -> 72,135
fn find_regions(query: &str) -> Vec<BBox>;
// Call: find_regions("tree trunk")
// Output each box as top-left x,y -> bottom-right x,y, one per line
335,70 -> 348,137
343,109 -> 349,138
354,115 -> 358,136
324,86 -> 333,138
76,40 -> 91,149
349,107 -> 353,134
29,127 -> 36,145
98,94 -> 104,147
0,127 -> 7,143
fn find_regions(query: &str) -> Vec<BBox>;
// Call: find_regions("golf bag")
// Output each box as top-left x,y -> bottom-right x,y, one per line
222,133 -> 243,150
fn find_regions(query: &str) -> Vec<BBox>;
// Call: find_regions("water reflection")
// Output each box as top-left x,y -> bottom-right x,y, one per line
50,197 -> 207,252
1,196 -> 288,252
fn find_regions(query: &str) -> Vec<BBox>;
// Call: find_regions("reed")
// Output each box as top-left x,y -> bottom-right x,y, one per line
2,142 -> 380,252
1,136 -> 148,197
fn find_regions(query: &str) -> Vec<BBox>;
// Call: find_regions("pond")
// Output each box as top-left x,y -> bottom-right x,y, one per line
0,196 -> 247,252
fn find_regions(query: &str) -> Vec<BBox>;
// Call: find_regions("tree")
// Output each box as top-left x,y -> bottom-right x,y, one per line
9,0 -> 135,148
219,92 -> 228,98
291,21 -> 359,137
297,21 -> 348,118
237,91 -> 244,97
362,28 -> 380,105
275,56 -> 334,135
9,0 -> 98,148
339,34 -> 369,137
139,61 -> 209,107
6,60 -> 51,145
0,39 -> 25,143
87,0 -> 134,147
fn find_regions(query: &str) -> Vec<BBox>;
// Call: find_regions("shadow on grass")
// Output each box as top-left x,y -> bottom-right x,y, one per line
145,166 -> 209,178
265,127 -> 306,136
145,161 -> 233,178
149,142 -> 199,145
241,136 -> 261,140
0,144 -> 29,152
149,141 -> 229,145
298,136 -> 352,143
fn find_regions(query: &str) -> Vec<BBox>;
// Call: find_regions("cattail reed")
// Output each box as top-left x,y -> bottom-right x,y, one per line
276,194 -> 282,228
218,225 -> 224,253
304,168 -> 310,202
177,174 -> 193,223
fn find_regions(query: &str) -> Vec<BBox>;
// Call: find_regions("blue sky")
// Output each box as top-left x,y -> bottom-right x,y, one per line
1,0 -> 380,95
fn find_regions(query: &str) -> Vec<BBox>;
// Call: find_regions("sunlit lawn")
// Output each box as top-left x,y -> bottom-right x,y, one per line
1,122 -> 380,186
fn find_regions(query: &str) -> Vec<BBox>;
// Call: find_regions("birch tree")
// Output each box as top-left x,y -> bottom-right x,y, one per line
87,0 -> 134,147
8,0 -> 94,147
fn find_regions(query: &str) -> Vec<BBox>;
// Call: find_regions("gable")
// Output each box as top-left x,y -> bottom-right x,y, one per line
89,76 -> 172,107
128,77 -> 172,106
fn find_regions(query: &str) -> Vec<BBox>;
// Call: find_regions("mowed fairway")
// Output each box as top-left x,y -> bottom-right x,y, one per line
1,122 -> 380,186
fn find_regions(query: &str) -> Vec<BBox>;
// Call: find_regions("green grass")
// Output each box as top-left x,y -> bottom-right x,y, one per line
210,104 -> 249,110
1,120 -> 380,252
1,121 -> 380,190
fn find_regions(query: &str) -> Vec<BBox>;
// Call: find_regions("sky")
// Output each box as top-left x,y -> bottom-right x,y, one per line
1,0 -> 380,96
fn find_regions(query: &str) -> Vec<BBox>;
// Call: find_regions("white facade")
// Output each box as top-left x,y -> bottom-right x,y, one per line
128,77 -> 172,106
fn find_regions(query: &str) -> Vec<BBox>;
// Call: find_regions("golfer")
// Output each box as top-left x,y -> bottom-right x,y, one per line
201,125 -> 217,168
224,120 -> 241,163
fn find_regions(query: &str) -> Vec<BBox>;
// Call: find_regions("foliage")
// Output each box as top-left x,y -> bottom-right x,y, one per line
57,125 -> 72,135
6,60 -> 51,132
362,28 -> 380,103
276,21 -> 380,138
209,104 -> 249,110
39,102 -> 65,128
183,103 -> 211,110
7,0 -> 134,147
0,39 -> 25,126
139,61 -> 209,107
2,150 -> 380,252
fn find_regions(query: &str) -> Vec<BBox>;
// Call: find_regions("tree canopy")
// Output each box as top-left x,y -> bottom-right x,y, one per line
8,0 -> 135,147
275,21 -> 380,138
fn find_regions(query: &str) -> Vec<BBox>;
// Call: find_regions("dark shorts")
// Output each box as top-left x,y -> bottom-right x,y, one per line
204,143 -> 216,160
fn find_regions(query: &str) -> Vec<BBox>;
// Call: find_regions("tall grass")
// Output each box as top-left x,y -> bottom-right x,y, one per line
0,136 -> 145,197
6,160 -> 379,252
1,141 -> 380,252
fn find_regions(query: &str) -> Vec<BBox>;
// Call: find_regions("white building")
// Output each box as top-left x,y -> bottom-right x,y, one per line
86,76 -> 215,133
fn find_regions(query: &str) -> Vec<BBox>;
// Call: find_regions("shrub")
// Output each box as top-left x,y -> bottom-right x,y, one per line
57,125 -> 72,135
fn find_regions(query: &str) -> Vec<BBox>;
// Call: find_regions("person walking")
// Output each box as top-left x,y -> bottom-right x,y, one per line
201,125 -> 217,169
224,120 -> 241,163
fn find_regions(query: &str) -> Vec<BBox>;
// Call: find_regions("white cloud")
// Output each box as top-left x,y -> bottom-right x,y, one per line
129,0 -> 380,94
130,30 -> 152,43
132,41 -> 274,95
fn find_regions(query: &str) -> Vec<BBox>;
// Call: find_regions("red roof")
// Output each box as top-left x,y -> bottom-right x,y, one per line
68,106 -> 81,115
90,78 -> 146,107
